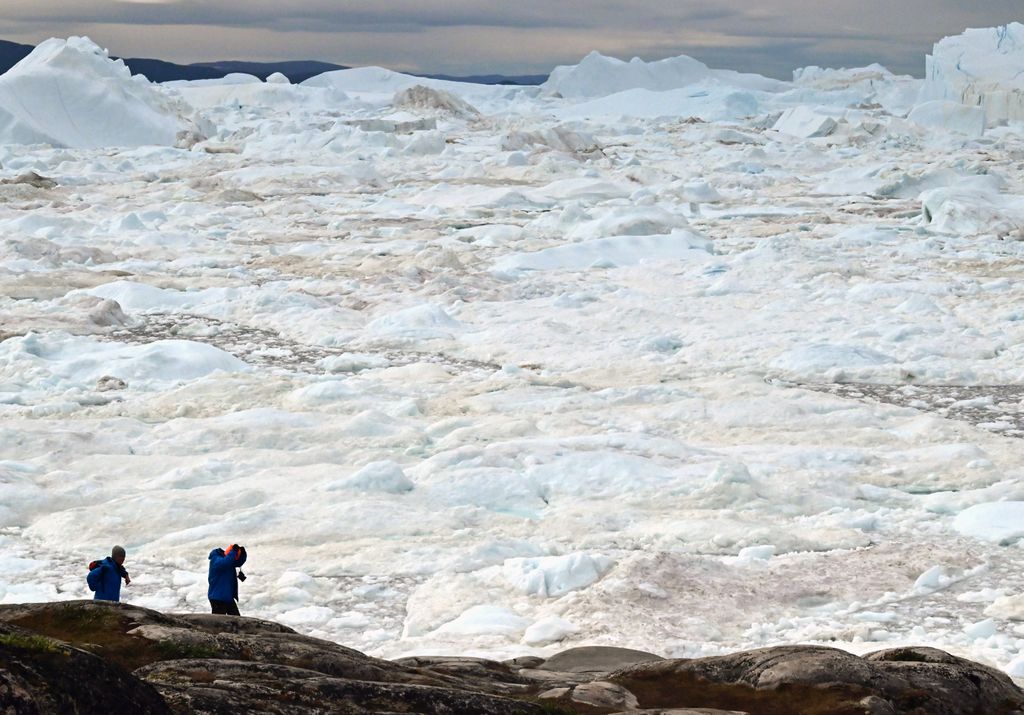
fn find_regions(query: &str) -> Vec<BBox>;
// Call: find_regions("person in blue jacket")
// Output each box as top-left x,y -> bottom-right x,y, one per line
208,544 -> 247,615
87,545 -> 130,602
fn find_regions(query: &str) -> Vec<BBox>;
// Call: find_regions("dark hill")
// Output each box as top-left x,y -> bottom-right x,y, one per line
0,38 -> 547,86
422,73 -> 548,86
0,39 -> 225,82
0,39 -> 32,71
193,60 -> 349,83
119,57 -> 224,82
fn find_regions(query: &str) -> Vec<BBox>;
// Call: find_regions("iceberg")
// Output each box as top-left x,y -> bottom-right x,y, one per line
542,50 -> 785,99
0,36 -> 205,148
919,23 -> 1024,124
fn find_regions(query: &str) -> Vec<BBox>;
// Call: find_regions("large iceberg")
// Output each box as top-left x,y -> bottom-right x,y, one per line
542,50 -> 785,99
919,23 -> 1024,124
0,36 -> 205,148
300,65 -> 524,111
789,64 -> 921,115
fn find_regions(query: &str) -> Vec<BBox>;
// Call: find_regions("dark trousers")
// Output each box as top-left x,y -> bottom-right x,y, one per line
210,599 -> 240,616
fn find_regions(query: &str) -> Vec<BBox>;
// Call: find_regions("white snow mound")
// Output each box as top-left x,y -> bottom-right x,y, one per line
436,605 -> 530,637
494,231 -> 711,273
326,461 -> 414,494
908,101 -> 986,137
503,552 -> 614,597
953,502 -> 1024,545
771,343 -> 895,379
0,36 -> 205,148
522,616 -> 579,646
920,176 -> 1024,238
365,304 -> 463,340
0,332 -> 247,388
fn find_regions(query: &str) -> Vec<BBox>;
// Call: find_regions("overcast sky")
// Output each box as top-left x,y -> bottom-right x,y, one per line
1,1 -> 1020,78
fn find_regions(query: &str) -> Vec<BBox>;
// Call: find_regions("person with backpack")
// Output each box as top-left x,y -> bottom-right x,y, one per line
208,543 -> 247,616
86,545 -> 130,602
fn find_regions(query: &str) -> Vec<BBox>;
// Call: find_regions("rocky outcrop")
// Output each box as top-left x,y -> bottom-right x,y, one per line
1,601 -> 1023,714
0,601 -> 546,715
537,646 -> 665,673
609,645 -> 1024,715
0,620 -> 170,714
137,659 -> 542,715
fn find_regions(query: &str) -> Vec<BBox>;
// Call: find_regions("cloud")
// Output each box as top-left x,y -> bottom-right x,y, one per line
0,0 -> 1021,76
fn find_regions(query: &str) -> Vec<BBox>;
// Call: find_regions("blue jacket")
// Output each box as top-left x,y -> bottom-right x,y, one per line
208,547 -> 246,601
87,557 -> 127,602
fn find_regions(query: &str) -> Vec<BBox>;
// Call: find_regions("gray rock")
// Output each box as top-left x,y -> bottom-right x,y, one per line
505,655 -> 546,669
609,710 -> 750,715
538,645 -> 665,673
538,686 -> 572,699
0,621 -> 170,714
865,646 -> 1024,714
394,654 -> 524,679
3,603 -> 1022,715
610,644 -> 1024,715
863,645 -> 970,665
538,680 -> 642,713
390,655 -> 533,696
0,601 -> 545,713
516,667 -> 592,687
0,601 -> 433,687
570,680 -> 639,709
137,658 -> 543,715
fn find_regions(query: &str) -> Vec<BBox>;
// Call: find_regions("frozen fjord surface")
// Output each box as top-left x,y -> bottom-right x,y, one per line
2,33 -> 1024,677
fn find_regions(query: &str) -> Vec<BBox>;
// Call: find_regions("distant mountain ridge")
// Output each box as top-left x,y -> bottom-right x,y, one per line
0,38 -> 545,85
118,57 -> 224,82
192,60 -> 350,84
423,72 -> 548,86
0,39 -> 32,69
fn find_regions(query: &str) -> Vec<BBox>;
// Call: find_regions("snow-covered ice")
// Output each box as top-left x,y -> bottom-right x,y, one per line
3,27 -> 1024,681
908,101 -> 987,137
954,503 -> 1024,545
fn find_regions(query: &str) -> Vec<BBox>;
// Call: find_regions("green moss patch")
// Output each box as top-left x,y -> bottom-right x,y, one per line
0,632 -> 63,653
5,604 -> 178,671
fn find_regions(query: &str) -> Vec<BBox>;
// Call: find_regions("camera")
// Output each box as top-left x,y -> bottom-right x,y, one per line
237,570 -> 247,582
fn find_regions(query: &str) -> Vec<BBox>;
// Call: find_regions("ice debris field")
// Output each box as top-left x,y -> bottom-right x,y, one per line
2,27 -> 1024,677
